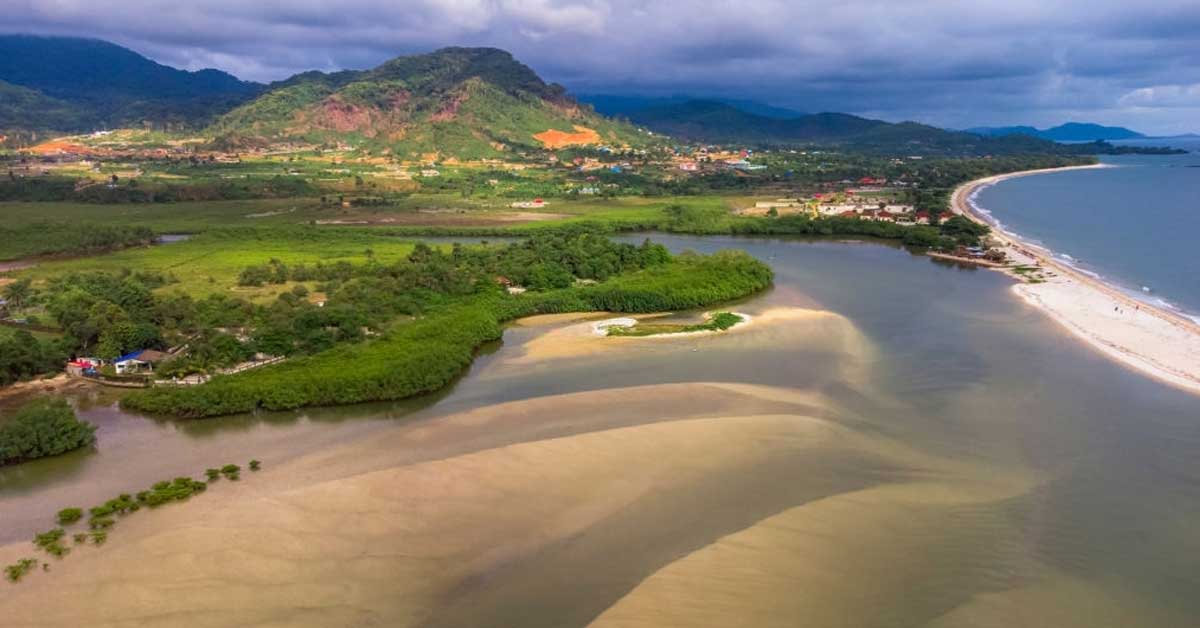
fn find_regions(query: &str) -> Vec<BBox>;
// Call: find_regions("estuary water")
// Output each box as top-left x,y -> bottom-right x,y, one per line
1,235 -> 1199,627
972,140 -> 1200,320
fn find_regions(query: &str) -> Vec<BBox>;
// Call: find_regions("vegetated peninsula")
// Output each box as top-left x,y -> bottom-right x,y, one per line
118,233 -> 772,417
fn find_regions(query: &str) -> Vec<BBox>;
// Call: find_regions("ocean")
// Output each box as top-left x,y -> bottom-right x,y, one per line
972,138 -> 1200,320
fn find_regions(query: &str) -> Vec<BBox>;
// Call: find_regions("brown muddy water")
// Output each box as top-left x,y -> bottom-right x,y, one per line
1,235 -> 1198,627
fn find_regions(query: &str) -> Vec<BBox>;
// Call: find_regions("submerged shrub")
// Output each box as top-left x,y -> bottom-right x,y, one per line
5,558 -> 38,583
88,516 -> 115,530
33,528 -> 65,549
56,508 -> 83,525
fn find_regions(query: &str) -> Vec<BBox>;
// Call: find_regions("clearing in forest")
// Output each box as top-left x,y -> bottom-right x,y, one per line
533,125 -> 601,149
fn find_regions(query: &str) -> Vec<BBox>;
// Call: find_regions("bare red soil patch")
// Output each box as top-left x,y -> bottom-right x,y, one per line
533,125 -> 601,149
26,139 -> 91,155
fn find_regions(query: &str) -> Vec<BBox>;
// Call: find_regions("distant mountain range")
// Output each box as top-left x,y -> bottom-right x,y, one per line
0,34 -> 260,131
613,99 -> 1074,155
581,94 -> 806,120
965,122 -> 1145,141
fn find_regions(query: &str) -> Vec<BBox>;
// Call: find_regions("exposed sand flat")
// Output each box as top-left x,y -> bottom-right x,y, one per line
509,306 -> 864,366
951,169 -> 1200,395
511,311 -> 615,327
0,384 -> 878,628
589,474 -> 1038,628
264,382 -> 840,488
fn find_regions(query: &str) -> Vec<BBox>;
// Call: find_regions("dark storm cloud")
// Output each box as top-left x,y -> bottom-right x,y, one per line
2,0 -> 1198,133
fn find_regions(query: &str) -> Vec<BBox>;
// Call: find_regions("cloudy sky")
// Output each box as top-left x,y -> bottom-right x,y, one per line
4,0 -> 1199,134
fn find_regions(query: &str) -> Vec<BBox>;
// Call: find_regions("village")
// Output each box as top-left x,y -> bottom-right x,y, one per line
56,348 -> 284,389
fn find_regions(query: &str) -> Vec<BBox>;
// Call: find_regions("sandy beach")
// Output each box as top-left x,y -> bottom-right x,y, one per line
951,166 -> 1200,395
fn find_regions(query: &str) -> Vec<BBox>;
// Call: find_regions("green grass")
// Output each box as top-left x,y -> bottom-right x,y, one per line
17,228 -> 421,300
0,193 -> 711,233
0,199 -> 327,231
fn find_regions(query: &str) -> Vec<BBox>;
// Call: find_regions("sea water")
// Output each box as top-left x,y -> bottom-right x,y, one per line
972,139 -> 1200,320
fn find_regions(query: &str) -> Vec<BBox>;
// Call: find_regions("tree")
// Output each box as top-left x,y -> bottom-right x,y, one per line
2,278 -> 33,308
0,398 -> 96,466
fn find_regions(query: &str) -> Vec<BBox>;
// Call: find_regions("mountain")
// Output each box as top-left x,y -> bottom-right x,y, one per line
209,47 -> 648,159
623,100 -> 877,143
581,94 -> 806,119
617,99 -> 1069,155
967,122 -> 1145,141
0,80 -> 91,131
0,34 -> 261,131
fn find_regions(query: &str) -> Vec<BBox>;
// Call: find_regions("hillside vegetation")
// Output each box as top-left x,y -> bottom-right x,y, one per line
209,47 -> 649,159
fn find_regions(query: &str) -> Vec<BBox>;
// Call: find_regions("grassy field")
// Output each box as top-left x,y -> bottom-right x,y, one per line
0,194 -> 726,233
16,229 -> 421,301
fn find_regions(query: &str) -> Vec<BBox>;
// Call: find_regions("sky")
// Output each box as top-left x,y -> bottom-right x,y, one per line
3,0 -> 1199,135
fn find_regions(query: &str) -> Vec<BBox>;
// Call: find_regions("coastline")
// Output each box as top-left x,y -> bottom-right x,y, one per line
950,165 -> 1200,395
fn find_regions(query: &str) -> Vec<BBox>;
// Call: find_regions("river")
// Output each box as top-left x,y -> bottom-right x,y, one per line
1,235 -> 1198,627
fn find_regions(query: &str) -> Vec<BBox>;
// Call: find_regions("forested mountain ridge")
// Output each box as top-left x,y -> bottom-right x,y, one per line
0,35 -> 261,131
612,99 -> 1168,155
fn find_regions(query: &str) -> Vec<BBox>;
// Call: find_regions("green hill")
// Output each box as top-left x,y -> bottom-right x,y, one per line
209,47 -> 649,159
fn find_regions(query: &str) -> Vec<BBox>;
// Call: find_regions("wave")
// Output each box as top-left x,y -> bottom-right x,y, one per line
971,174 -> 1200,323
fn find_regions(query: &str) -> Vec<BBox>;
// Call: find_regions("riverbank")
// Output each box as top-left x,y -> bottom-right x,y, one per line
951,166 -> 1200,395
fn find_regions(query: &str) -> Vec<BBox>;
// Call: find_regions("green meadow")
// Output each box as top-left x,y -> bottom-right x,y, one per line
17,229 -> 420,301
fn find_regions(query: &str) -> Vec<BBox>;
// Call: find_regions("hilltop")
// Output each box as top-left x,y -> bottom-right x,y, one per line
0,35 -> 260,131
208,47 -> 649,159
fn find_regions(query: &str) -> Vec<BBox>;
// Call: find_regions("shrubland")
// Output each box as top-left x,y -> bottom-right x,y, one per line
0,398 -> 96,466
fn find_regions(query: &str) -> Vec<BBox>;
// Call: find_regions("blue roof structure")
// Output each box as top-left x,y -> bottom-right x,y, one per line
115,350 -> 145,363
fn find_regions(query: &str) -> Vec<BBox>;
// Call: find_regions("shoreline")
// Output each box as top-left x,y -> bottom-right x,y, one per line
951,165 -> 1200,395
